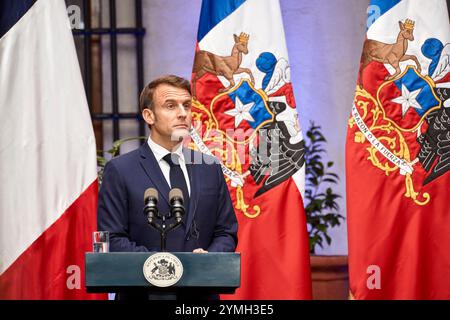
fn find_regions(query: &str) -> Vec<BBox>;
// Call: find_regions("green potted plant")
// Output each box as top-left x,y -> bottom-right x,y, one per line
304,122 -> 344,254
304,121 -> 348,300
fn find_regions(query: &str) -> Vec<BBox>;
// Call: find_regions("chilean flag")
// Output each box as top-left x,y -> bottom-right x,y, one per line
346,0 -> 450,299
191,0 -> 312,299
0,0 -> 102,299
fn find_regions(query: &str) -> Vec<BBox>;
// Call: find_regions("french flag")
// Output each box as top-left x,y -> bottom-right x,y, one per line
0,0 -> 103,299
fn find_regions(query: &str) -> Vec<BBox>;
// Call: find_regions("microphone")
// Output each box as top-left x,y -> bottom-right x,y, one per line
169,188 -> 185,223
144,188 -> 158,224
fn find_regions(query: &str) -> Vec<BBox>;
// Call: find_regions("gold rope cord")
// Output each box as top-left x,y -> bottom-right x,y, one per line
191,99 -> 261,217
349,85 -> 430,206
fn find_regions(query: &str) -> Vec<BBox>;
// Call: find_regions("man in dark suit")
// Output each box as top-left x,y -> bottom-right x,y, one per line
97,75 -> 238,299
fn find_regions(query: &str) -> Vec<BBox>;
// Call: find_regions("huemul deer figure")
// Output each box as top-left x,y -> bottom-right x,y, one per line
192,33 -> 255,98
359,19 -> 421,86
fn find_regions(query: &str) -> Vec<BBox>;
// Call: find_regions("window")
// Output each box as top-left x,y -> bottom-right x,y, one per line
68,0 -> 146,153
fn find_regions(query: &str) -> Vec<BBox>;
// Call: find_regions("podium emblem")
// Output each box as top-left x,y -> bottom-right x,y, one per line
143,253 -> 183,287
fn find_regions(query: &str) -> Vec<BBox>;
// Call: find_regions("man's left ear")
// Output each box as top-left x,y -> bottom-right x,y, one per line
142,108 -> 155,126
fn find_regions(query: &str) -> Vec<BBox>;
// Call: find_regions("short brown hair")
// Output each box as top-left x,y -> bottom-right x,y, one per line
139,75 -> 191,112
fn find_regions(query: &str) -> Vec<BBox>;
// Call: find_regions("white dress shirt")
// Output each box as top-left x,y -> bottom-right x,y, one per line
147,135 -> 191,195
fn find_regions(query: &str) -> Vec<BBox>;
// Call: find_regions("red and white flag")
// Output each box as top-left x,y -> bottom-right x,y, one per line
0,0 -> 101,299
191,0 -> 312,299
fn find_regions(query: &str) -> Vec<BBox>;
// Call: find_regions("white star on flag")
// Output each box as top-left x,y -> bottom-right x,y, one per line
391,84 -> 423,117
224,96 -> 255,127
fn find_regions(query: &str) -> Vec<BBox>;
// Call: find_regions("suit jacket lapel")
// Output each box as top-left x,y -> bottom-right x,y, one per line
183,148 -> 198,237
139,143 -> 170,205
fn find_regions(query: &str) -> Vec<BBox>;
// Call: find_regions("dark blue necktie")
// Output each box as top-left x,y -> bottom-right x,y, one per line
163,153 -> 190,217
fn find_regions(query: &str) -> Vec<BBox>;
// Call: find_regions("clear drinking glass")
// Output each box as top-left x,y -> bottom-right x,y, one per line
93,231 -> 109,253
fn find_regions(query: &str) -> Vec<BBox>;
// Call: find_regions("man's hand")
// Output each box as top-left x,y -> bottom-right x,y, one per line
193,248 -> 208,253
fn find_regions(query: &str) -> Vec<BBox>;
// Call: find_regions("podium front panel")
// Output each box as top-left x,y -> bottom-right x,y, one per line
85,252 -> 240,293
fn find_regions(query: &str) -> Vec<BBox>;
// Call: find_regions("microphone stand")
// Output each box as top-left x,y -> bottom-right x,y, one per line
144,209 -> 183,251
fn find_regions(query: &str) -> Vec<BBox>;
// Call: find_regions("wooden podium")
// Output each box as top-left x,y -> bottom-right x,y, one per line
85,252 -> 240,296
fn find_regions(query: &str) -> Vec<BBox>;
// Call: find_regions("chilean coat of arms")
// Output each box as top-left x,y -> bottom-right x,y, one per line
350,19 -> 450,205
190,33 -> 305,217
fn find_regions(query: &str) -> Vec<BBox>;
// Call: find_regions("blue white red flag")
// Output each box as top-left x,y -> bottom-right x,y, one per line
0,0 -> 101,299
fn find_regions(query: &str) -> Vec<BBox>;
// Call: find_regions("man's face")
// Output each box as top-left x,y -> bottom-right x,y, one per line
143,83 -> 192,148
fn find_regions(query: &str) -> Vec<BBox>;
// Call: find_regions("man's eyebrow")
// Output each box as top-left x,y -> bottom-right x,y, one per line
163,99 -> 191,104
